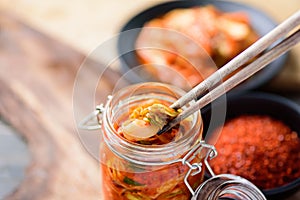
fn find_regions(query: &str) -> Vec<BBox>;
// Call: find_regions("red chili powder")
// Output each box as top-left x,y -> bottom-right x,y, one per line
210,115 -> 300,189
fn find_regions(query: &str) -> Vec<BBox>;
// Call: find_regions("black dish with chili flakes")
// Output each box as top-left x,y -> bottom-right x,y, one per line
201,92 -> 300,200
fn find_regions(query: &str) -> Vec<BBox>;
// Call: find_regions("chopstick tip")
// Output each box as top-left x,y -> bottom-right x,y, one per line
157,125 -> 170,135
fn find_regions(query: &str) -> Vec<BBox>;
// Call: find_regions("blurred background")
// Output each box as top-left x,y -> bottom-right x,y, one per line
0,0 -> 299,199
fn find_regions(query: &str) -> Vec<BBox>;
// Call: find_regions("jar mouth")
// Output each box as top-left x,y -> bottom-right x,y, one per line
101,82 -> 203,165
193,174 -> 266,200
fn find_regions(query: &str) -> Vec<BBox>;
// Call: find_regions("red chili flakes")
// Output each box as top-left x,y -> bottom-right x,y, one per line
210,115 -> 300,189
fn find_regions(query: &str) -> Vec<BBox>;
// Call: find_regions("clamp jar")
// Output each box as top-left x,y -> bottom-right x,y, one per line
99,82 -> 205,200
79,82 -> 266,200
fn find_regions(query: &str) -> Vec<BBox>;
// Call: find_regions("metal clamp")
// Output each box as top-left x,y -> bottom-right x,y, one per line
181,141 -> 217,196
78,104 -> 105,130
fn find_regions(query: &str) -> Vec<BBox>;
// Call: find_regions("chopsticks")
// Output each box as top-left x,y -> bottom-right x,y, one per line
157,10 -> 300,135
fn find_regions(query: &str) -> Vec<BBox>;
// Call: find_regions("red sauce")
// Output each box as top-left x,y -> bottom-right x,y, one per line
101,157 -> 203,200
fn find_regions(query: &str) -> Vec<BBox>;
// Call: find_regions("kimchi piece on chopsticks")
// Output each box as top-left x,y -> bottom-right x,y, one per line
117,100 -> 182,144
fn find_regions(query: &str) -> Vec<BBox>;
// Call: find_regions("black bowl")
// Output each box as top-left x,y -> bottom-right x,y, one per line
117,0 -> 288,93
201,92 -> 300,199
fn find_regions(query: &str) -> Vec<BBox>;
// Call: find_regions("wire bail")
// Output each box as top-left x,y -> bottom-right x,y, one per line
182,141 -> 217,196
78,103 -> 106,130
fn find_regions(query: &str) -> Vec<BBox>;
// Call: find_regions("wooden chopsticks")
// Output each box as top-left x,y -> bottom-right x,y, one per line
157,10 -> 300,135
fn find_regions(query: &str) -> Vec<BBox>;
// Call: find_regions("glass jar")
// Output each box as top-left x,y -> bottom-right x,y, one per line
99,82 -> 205,200
79,82 -> 266,200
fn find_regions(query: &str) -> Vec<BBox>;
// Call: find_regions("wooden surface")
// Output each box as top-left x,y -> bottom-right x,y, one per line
0,1 -> 299,199
0,12 -> 128,200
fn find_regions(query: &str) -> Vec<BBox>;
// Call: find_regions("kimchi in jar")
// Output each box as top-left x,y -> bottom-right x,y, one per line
99,83 -> 204,200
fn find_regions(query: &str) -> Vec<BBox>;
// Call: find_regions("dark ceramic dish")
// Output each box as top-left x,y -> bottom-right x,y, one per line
117,0 -> 288,93
201,92 -> 300,200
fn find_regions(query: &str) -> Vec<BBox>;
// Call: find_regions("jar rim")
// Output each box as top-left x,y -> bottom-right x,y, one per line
101,82 -> 203,166
193,174 -> 266,200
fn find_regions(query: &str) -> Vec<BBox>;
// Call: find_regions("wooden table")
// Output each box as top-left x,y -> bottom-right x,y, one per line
0,10 -> 129,199
0,1 -> 299,199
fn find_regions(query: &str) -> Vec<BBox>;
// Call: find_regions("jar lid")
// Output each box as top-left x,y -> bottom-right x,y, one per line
178,141 -> 266,200
191,174 -> 266,200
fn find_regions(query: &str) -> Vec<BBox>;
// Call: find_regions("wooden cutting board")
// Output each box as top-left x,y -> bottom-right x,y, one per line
0,12 -> 127,200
